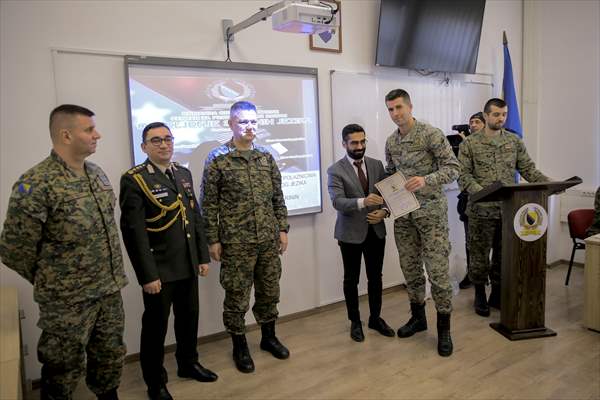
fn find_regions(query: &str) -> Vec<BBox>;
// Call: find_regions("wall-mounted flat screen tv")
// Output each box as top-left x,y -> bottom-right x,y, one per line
375,0 -> 486,74
125,56 -> 323,216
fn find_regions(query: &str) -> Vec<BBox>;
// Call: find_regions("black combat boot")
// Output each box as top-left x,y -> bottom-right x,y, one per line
260,321 -> 290,359
459,274 -> 472,289
397,302 -> 427,338
437,312 -> 453,357
474,284 -> 490,317
97,388 -> 119,400
488,284 -> 501,310
231,334 -> 255,373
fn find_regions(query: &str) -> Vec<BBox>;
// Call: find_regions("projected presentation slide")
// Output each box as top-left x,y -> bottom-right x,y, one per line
126,58 -> 322,216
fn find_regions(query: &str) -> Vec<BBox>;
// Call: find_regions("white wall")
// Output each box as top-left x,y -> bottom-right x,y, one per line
523,0 -> 600,264
1,0 -> 524,380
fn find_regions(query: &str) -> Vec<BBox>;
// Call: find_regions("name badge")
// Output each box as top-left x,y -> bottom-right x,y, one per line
155,192 -> 169,199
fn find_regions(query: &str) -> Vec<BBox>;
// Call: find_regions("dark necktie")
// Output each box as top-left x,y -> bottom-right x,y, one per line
165,169 -> 176,189
353,160 -> 369,196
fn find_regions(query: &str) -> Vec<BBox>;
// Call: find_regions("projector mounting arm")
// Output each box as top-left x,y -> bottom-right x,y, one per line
222,0 -> 337,43
222,1 -> 288,43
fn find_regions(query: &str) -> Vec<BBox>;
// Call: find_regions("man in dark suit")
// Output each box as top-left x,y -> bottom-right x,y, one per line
120,122 -> 217,400
327,123 -> 395,342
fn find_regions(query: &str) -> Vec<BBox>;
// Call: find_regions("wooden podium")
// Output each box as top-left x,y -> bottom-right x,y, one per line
470,176 -> 582,340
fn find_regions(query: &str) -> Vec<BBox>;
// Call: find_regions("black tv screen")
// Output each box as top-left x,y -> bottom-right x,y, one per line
376,0 -> 486,74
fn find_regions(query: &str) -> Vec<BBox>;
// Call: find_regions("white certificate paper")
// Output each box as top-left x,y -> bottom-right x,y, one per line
374,171 -> 420,219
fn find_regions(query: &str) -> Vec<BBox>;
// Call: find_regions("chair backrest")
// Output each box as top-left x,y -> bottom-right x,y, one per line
567,209 -> 595,240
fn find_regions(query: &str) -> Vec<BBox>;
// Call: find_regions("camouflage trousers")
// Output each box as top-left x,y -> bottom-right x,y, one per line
394,211 -> 453,313
37,291 -> 126,400
220,241 -> 282,334
467,217 -> 502,286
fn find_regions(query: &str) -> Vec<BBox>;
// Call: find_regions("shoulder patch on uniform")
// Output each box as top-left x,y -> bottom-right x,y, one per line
18,182 -> 33,195
98,173 -> 111,187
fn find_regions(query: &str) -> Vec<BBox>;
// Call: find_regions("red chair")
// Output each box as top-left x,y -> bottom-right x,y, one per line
565,209 -> 595,285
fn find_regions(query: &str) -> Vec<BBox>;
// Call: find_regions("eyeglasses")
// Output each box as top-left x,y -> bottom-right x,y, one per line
236,119 -> 258,127
147,136 -> 174,146
347,139 -> 367,147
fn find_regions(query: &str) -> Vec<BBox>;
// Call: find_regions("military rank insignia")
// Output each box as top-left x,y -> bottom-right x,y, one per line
259,157 -> 268,166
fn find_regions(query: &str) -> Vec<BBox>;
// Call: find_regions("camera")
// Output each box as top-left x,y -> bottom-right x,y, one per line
451,124 -> 470,134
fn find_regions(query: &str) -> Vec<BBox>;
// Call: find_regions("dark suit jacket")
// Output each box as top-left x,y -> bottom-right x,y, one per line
119,159 -> 210,285
327,156 -> 387,244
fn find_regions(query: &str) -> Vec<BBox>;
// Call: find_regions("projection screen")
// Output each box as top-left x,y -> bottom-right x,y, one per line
125,56 -> 322,216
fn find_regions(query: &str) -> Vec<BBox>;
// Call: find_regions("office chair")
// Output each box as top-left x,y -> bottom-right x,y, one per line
565,209 -> 595,285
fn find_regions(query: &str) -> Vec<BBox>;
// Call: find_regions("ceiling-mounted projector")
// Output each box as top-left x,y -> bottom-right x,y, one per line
271,2 -> 338,34
222,0 -> 338,45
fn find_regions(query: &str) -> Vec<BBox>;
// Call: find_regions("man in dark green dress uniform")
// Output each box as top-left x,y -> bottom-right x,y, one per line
120,122 -> 217,400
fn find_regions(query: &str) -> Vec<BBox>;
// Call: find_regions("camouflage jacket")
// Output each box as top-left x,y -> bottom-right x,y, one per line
458,129 -> 550,218
0,151 -> 127,306
385,120 -> 460,218
201,140 -> 288,244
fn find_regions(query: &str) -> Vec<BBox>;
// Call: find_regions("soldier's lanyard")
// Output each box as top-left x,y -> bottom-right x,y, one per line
132,173 -> 186,232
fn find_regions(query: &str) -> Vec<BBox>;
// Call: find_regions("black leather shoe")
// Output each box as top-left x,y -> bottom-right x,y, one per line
368,317 -> 395,337
350,320 -> 364,342
147,385 -> 173,400
177,362 -> 218,382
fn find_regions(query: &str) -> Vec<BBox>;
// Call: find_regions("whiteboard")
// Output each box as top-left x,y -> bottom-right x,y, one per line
330,69 -> 493,162
330,69 -> 493,290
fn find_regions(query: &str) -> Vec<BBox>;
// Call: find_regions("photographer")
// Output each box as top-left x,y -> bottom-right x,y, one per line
447,112 -> 485,289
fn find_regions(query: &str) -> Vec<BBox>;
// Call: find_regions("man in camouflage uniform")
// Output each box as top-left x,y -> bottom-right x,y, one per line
201,101 -> 290,373
0,105 -> 128,400
456,112 -> 486,290
384,89 -> 460,357
120,122 -> 217,400
458,98 -> 550,317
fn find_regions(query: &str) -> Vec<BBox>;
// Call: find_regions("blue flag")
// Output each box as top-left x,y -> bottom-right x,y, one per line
502,33 -> 522,138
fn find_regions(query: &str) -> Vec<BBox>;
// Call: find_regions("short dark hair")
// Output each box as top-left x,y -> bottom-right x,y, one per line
341,124 -> 365,142
385,89 -> 412,105
469,112 -> 485,124
484,98 -> 507,114
49,104 -> 94,131
230,101 -> 257,117
142,122 -> 171,142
